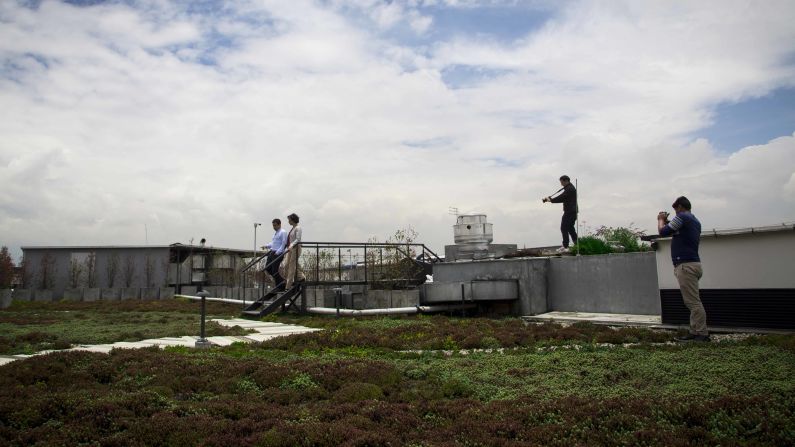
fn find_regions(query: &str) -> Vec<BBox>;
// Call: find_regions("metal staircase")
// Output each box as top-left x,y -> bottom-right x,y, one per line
242,282 -> 304,318
238,241 -> 442,318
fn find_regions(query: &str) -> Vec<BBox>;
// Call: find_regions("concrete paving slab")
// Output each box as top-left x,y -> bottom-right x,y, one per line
110,342 -> 159,349
205,336 -> 250,346
212,320 -> 290,329
525,311 -> 662,325
71,345 -> 115,353
0,319 -> 321,365
244,327 -> 319,336
0,357 -> 17,366
244,333 -> 291,342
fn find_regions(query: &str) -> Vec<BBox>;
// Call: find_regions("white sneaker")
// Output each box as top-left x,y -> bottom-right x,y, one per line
555,246 -> 569,253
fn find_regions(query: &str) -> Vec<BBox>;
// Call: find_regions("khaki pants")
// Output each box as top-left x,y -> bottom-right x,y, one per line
674,262 -> 707,335
281,245 -> 305,289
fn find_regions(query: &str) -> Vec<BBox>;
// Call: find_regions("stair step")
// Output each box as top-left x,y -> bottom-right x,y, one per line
242,310 -> 261,316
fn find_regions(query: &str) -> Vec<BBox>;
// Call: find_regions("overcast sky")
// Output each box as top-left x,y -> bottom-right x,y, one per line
1,0 -> 794,261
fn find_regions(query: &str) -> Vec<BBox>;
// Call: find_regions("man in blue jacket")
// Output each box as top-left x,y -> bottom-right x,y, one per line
658,196 -> 709,342
264,218 -> 288,291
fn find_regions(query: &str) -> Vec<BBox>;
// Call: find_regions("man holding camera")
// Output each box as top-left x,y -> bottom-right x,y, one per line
658,196 -> 709,342
543,175 -> 578,253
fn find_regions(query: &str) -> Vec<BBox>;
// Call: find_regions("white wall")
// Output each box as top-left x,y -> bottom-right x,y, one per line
655,229 -> 795,289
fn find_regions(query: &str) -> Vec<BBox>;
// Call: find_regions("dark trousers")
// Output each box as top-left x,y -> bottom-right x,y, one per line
265,251 -> 285,290
561,212 -> 578,247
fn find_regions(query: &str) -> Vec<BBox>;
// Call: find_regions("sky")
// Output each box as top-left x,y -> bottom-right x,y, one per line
1,0 -> 794,261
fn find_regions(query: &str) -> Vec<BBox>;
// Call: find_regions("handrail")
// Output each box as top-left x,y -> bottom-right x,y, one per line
239,241 -> 442,290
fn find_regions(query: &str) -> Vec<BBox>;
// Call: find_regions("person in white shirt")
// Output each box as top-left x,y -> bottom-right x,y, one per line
281,213 -> 306,289
264,218 -> 288,290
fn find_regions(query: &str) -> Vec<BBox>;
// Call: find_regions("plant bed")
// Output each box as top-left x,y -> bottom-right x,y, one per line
1,314 -> 794,446
0,328 -> 793,446
0,299 -> 250,355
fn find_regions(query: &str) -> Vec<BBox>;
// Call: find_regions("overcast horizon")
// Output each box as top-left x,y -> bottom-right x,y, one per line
2,0 -> 795,262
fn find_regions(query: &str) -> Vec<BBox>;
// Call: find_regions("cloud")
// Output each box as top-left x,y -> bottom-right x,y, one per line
0,0 -> 793,262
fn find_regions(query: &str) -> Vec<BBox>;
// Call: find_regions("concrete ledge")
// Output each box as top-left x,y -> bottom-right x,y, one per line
12,289 -> 32,302
101,288 -> 121,301
141,288 -> 160,300
83,288 -> 101,302
121,288 -> 140,300
548,252 -> 660,315
159,287 -> 175,300
63,289 -> 84,301
33,290 -> 53,302
522,311 -> 794,334
0,290 -> 12,308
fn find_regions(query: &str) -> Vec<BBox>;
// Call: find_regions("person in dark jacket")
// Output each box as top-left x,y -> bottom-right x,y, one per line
658,196 -> 709,342
543,175 -> 578,253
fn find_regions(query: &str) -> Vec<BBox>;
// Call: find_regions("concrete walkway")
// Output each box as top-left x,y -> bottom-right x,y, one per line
524,311 -> 663,326
0,319 -> 320,367
523,311 -> 790,334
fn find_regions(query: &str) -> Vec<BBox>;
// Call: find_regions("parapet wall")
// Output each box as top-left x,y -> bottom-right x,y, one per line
547,252 -> 660,315
427,252 -> 660,316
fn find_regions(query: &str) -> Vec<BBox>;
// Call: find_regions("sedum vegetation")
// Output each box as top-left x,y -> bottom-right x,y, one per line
0,307 -> 793,446
0,299 -> 250,355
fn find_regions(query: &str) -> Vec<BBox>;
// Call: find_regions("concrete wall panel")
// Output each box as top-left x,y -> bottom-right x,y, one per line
655,230 -> 795,290
391,290 -> 419,307
121,288 -> 140,300
101,288 -> 121,301
33,290 -> 53,302
141,288 -> 160,300
548,252 -> 660,315
1,290 -> 12,308
63,289 -> 84,301
159,287 -> 175,300
12,289 -> 31,302
83,288 -> 101,302
431,258 -> 549,315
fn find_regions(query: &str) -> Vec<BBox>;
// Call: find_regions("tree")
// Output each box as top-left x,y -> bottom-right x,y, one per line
122,255 -> 136,288
105,253 -> 120,287
0,246 -> 14,289
144,254 -> 155,288
160,258 -> 170,287
20,255 -> 32,289
68,258 -> 84,289
365,226 -> 423,289
85,252 -> 98,288
38,252 -> 57,290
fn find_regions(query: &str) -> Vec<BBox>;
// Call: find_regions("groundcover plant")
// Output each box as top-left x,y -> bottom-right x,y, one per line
0,300 -> 251,355
0,313 -> 793,446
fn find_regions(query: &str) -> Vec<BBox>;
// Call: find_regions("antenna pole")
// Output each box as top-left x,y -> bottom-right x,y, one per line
575,178 -> 580,256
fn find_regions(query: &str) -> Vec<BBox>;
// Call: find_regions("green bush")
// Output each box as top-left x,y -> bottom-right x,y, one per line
572,225 -> 651,255
573,236 -> 613,255
594,225 -> 650,253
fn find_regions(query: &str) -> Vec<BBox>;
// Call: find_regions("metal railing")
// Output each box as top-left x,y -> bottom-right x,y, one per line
240,241 -> 442,290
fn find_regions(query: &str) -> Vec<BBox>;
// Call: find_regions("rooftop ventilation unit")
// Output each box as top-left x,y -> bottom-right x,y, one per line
453,214 -> 493,259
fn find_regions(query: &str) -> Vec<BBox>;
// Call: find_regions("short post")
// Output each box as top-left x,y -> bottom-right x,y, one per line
333,287 -> 342,317
195,290 -> 212,349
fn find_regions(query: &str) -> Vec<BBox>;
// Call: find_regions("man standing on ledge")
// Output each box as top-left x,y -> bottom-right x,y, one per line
543,175 -> 578,253
658,196 -> 709,342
